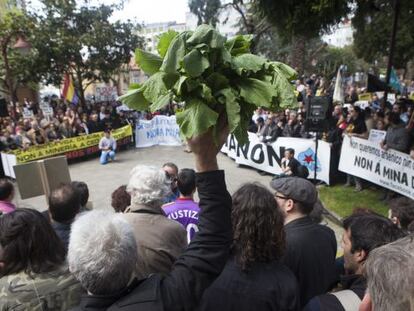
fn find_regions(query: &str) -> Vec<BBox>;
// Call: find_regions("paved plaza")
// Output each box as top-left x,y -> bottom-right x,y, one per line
15,146 -> 343,250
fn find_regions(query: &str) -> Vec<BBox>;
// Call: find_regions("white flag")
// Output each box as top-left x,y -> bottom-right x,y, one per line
333,67 -> 344,104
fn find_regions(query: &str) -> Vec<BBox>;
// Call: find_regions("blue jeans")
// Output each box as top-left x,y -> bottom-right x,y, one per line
100,150 -> 116,164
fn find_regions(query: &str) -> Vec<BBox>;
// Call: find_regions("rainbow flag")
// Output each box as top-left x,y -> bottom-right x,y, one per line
61,73 -> 79,104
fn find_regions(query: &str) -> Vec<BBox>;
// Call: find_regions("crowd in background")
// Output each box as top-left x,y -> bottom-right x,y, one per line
0,98 -> 134,152
0,135 -> 413,310
248,74 -> 414,193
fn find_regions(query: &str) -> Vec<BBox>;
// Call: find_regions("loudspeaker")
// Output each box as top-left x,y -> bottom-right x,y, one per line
0,98 -> 9,118
305,96 -> 329,132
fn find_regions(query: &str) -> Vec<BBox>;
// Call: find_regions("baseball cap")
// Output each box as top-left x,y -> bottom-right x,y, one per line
270,177 -> 318,206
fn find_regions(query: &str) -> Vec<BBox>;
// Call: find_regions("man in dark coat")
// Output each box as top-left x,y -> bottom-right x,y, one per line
271,177 -> 338,308
68,127 -> 232,311
303,214 -> 404,311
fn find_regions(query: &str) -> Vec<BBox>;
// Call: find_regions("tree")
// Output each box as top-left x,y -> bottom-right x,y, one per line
0,10 -> 39,102
32,0 -> 143,105
189,0 -> 222,27
253,0 -> 350,73
352,0 -> 414,72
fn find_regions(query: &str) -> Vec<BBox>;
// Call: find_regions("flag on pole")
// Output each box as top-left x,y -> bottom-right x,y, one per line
389,68 -> 402,93
333,67 -> 344,104
61,73 -> 79,104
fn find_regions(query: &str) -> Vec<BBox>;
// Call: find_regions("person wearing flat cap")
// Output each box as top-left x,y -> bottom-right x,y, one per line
271,177 -> 338,308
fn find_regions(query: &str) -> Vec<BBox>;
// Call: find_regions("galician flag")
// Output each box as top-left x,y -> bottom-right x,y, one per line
61,73 -> 79,104
389,68 -> 402,93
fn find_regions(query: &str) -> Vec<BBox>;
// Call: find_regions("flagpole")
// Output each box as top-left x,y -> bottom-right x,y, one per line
384,0 -> 400,102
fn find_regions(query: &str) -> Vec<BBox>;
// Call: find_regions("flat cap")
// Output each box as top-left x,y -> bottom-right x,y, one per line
270,177 -> 317,206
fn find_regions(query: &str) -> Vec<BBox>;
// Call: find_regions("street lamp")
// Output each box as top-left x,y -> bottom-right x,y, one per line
13,36 -> 32,55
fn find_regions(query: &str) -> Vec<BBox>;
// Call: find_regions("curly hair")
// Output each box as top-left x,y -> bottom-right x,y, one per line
231,183 -> 285,271
127,165 -> 171,207
111,185 -> 131,213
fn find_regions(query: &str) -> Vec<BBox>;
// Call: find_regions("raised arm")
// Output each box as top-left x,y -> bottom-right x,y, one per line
161,123 -> 232,311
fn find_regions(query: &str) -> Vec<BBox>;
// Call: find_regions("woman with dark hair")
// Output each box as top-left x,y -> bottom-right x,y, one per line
111,185 -> 131,213
0,208 -> 82,310
198,183 -> 299,311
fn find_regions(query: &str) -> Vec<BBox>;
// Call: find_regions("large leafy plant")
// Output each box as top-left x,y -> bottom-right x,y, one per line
119,25 -> 297,145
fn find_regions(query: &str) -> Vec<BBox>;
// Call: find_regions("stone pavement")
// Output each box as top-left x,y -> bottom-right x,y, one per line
15,145 -> 343,251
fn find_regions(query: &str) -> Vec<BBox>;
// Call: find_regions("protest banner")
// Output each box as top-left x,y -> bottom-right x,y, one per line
339,135 -> 414,199
358,93 -> 372,101
3,125 -> 132,165
95,86 -> 118,101
135,115 -> 182,148
221,132 -> 331,184
368,129 -> 386,144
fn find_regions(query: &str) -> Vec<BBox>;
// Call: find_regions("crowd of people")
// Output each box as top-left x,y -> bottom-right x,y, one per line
0,124 -> 413,311
249,74 -> 414,194
0,98 -> 132,152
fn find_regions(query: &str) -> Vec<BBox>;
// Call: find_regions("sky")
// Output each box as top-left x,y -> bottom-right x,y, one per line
27,0 -> 190,24
112,0 -> 189,24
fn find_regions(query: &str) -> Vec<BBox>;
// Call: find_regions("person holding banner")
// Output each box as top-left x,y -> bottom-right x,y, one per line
344,106 -> 368,192
98,129 -> 116,165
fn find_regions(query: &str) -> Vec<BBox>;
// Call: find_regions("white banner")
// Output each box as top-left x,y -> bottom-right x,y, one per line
135,115 -> 182,148
339,135 -> 414,199
221,132 -> 331,184
368,129 -> 386,144
1,153 -> 16,178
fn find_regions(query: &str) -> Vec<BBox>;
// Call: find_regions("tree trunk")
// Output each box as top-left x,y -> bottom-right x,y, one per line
75,71 -> 86,106
290,35 -> 306,75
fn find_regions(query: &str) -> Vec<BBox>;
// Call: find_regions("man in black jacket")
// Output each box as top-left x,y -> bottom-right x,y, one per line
303,214 -> 404,311
68,126 -> 232,311
271,177 -> 338,308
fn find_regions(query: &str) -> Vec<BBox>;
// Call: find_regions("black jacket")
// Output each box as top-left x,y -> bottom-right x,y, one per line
198,257 -> 300,311
283,217 -> 338,308
303,274 -> 366,311
71,170 -> 232,311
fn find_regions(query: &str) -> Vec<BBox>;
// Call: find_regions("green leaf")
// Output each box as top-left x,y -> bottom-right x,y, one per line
183,49 -> 210,77
174,76 -> 188,96
272,68 -> 297,108
118,87 -> 150,111
161,32 -> 188,74
219,88 -> 240,132
176,98 -> 219,138
128,83 -> 141,90
150,92 -> 172,112
186,79 -> 199,92
225,35 -> 253,56
239,78 -> 277,108
270,61 -> 297,80
206,72 -> 229,92
200,84 -> 214,103
135,49 -> 162,76
142,72 -> 168,103
232,54 -> 266,73
157,30 -> 178,58
186,24 -> 226,49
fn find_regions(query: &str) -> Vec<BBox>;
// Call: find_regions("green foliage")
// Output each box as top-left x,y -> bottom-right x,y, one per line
319,185 -> 388,218
157,30 -> 178,58
0,10 -> 39,98
120,24 -> 297,144
31,0 -> 144,104
135,50 -> 162,76
189,0 -> 222,27
353,0 -> 414,69
315,45 -> 369,79
253,0 -> 350,42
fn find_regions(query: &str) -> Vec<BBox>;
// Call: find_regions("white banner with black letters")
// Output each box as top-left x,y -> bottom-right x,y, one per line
221,132 -> 331,184
339,135 -> 414,199
135,115 -> 182,148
